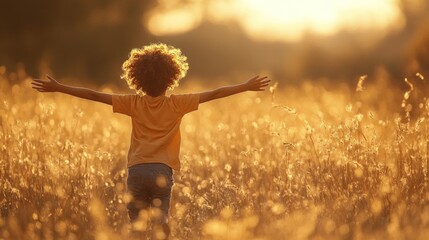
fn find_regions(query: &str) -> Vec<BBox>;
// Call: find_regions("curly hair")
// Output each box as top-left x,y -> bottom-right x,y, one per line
121,43 -> 189,97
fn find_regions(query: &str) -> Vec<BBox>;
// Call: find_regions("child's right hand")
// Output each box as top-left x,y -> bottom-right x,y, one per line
32,75 -> 61,92
246,75 -> 271,91
199,75 -> 271,103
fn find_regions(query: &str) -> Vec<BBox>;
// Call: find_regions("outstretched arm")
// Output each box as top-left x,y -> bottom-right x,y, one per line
32,75 -> 112,105
199,75 -> 270,104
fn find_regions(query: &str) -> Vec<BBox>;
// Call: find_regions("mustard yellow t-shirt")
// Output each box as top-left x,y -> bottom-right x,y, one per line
112,94 -> 200,171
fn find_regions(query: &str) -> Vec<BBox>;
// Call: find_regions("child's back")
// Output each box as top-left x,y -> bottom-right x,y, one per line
113,94 -> 199,170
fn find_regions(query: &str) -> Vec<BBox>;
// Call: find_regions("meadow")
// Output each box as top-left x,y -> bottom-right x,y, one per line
1,67 -> 429,240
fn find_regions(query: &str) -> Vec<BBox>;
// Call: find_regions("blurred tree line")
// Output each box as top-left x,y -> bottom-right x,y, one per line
1,0 -> 428,85
0,0 -> 157,84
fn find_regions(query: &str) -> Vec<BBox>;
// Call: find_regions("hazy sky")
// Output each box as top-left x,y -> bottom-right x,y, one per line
147,0 -> 405,41
1,0 -> 428,84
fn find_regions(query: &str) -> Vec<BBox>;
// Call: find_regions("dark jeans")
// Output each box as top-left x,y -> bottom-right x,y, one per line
127,163 -> 173,239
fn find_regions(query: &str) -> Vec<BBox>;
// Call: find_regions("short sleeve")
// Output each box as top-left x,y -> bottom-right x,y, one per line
171,94 -> 200,114
112,94 -> 136,116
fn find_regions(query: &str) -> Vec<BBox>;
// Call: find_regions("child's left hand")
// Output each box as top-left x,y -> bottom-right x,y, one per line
32,75 -> 61,92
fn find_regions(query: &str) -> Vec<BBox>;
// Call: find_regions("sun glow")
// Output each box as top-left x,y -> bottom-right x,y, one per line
146,0 -> 404,41
146,2 -> 203,36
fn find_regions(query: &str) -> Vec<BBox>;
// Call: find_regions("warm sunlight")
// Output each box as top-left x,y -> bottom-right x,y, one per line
146,4 -> 203,36
5,0 -> 429,239
146,0 -> 404,41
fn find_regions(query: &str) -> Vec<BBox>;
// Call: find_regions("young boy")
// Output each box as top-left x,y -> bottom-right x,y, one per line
32,43 -> 270,239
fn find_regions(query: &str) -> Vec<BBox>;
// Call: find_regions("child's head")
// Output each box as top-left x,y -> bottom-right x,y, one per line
121,43 -> 189,97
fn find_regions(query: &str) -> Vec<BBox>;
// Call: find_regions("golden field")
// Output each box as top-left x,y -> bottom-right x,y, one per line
1,68 -> 429,240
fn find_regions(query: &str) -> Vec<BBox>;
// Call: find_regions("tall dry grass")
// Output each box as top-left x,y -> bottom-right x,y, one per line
1,68 -> 429,240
